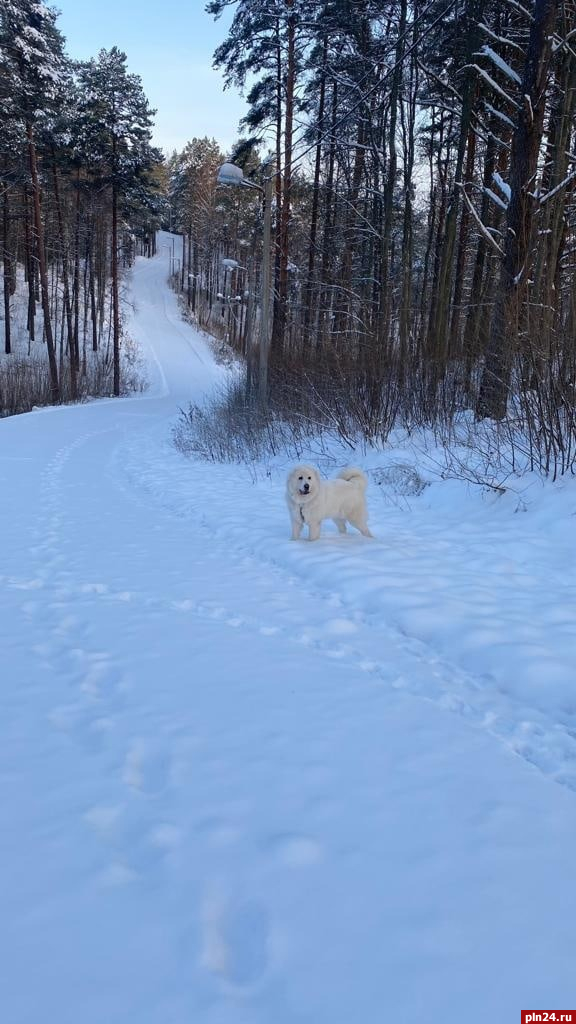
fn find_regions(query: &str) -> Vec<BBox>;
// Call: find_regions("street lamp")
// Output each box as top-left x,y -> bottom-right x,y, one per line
221,257 -> 242,271
216,162 -> 273,403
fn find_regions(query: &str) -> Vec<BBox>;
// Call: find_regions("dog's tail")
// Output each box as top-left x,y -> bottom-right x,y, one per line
338,466 -> 368,489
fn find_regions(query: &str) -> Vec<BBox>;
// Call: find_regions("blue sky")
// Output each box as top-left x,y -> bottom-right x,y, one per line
53,0 -> 248,155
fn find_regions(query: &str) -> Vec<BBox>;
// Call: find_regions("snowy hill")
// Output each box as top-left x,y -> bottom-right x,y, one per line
1,234 -> 575,1024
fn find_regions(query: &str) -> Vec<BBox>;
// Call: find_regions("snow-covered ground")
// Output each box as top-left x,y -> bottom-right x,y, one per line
1,233 -> 575,1023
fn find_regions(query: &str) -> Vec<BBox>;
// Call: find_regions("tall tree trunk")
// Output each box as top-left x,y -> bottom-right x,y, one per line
477,0 -> 559,419
432,0 -> 485,362
302,35 -> 327,344
448,122 -> 477,354
187,223 -> 193,307
272,17 -> 283,346
111,173 -> 121,397
73,168 -> 81,373
378,0 -> 407,353
52,157 -> 77,399
398,20 -> 419,377
26,123 -> 60,402
2,177 -> 11,354
462,132 -> 498,365
88,241 -> 98,354
335,119 -> 367,342
273,0 -> 296,354
316,78 -> 338,349
23,187 -> 36,345
425,111 -> 449,370
531,33 -> 576,372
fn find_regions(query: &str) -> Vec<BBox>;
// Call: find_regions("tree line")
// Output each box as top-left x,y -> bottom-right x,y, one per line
0,0 -> 161,413
166,0 -> 576,473
4,0 -> 575,475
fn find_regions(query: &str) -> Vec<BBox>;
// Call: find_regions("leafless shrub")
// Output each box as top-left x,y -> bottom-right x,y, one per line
172,347 -> 407,465
0,334 -> 147,417
0,357 -> 53,416
508,373 -> 576,481
369,463 -> 428,496
116,333 -> 148,396
172,376 -> 315,464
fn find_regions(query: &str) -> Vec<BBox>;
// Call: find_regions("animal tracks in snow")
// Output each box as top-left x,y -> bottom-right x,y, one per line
5,551 -> 576,798
6,540 -> 576,801
107,434 -> 576,798
6,244 -> 576,1022
6,411 -> 576,982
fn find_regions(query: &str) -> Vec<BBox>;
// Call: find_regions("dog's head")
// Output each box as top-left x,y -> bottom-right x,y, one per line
287,464 -> 320,502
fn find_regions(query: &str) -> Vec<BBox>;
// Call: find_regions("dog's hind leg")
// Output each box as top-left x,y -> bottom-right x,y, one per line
333,517 -> 347,534
349,516 -> 373,538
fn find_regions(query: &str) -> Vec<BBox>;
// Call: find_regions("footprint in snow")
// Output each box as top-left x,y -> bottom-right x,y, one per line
83,804 -> 124,834
48,704 -> 112,753
79,582 -> 109,595
122,739 -> 172,795
267,833 -> 323,868
147,823 -> 182,850
201,894 -> 270,989
325,618 -> 358,635
195,816 -> 242,848
97,862 -> 138,888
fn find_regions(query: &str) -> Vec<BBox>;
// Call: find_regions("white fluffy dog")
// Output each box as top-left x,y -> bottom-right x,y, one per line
286,464 -> 373,541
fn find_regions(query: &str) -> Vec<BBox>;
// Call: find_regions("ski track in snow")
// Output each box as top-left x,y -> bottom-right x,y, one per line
2,232 -> 576,1023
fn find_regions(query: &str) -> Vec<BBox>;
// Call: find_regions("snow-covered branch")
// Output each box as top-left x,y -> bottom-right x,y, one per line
465,65 -> 521,109
483,101 -> 515,129
478,23 -> 524,55
493,172 -> 511,203
458,184 -> 505,255
539,169 -> 576,206
476,45 -> 522,85
504,0 -> 534,22
483,186 -> 508,211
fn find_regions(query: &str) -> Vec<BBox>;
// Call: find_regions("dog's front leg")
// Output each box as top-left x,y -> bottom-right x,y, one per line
290,515 -> 303,540
308,520 -> 321,541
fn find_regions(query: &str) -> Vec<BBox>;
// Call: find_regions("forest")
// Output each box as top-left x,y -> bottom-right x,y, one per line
168,0 -> 576,477
0,0 -> 161,413
2,0 -> 576,476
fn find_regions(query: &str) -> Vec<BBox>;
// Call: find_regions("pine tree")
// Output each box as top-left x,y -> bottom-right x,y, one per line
208,0 -> 310,354
76,48 -> 157,395
0,0 -> 69,400
477,0 -> 560,419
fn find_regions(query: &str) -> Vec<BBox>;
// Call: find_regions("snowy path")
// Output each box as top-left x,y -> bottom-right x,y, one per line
1,235 -> 575,1023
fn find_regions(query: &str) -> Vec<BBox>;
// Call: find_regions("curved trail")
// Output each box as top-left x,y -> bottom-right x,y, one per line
1,235 -> 575,1024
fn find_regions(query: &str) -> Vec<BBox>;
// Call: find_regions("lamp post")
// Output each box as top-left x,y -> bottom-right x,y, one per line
217,162 -> 273,403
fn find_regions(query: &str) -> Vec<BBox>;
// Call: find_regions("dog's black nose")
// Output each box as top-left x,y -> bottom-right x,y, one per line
303,483 -> 309,492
